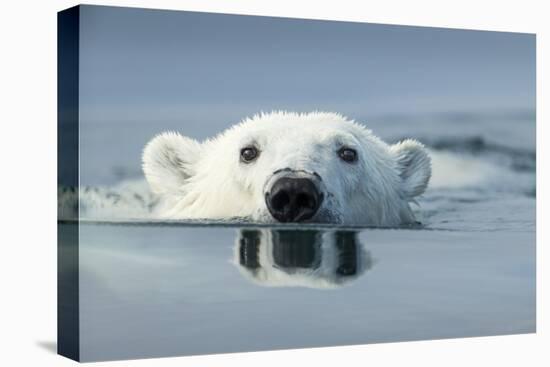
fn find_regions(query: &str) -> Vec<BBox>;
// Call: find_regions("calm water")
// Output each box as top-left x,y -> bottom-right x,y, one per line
58,221 -> 535,362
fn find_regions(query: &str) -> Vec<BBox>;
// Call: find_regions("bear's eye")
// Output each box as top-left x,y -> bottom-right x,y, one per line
338,147 -> 358,163
240,146 -> 259,163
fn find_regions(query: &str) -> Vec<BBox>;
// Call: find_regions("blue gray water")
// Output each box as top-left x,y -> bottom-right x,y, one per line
61,222 -> 534,362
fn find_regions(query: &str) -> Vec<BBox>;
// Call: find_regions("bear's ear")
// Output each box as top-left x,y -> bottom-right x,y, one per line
142,132 -> 201,195
390,139 -> 431,199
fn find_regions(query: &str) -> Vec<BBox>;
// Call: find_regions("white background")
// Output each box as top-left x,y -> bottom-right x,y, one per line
0,0 -> 546,366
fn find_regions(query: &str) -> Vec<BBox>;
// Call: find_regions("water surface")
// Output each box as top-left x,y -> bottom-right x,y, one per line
58,222 -> 535,362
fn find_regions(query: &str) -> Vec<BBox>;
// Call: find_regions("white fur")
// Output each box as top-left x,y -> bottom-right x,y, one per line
142,111 -> 432,226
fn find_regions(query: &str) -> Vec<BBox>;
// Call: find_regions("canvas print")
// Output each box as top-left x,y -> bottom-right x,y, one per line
58,5 -> 536,362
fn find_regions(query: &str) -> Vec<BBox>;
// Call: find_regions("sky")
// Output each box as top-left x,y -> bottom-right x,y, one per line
78,5 -> 535,126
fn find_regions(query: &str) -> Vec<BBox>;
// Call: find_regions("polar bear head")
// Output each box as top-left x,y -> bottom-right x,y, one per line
142,111 -> 431,226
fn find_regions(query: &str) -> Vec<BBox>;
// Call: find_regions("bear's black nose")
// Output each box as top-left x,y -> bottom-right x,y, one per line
266,177 -> 322,223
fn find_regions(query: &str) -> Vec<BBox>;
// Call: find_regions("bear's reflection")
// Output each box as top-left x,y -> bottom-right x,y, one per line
234,230 -> 372,289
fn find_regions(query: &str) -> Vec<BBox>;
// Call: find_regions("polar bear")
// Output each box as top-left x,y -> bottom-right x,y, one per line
142,111 -> 431,226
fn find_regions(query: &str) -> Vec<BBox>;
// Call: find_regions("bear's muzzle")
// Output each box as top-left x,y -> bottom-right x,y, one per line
265,169 -> 324,223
